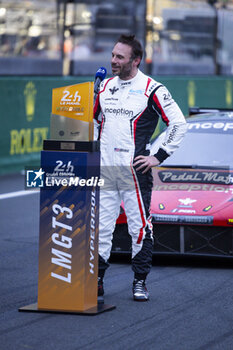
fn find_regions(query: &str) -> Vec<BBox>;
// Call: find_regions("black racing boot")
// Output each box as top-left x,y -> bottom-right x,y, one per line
98,277 -> 104,304
132,279 -> 149,301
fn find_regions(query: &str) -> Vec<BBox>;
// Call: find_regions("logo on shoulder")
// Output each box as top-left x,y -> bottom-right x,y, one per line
163,92 -> 172,101
148,82 -> 158,94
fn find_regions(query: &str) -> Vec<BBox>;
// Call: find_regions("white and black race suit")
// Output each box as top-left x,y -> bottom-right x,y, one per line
94,69 -> 187,280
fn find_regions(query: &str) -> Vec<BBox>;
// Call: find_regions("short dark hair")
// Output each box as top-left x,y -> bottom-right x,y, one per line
116,34 -> 143,66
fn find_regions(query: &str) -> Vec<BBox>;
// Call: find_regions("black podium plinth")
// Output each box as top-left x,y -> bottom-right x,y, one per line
43,140 -> 100,152
19,302 -> 115,315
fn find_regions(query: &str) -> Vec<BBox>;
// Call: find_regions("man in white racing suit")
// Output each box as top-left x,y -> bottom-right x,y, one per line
94,34 -> 187,301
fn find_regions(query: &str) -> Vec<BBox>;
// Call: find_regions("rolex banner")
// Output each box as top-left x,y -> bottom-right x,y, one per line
37,150 -> 100,312
50,82 -> 94,141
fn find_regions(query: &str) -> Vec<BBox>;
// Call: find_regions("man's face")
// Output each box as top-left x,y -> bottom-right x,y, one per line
111,42 -> 138,80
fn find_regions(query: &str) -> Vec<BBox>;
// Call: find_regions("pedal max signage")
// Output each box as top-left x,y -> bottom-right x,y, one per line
37,150 -> 100,312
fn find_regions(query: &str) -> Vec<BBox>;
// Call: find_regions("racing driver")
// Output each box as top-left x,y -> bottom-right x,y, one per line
94,34 -> 187,301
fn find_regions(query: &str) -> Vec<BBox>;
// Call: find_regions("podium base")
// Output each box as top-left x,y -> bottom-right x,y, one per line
18,302 -> 116,316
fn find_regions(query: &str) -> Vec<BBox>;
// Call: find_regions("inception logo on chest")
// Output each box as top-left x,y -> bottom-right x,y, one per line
104,107 -> 133,117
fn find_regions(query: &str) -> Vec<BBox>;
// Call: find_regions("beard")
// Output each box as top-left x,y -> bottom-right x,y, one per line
112,59 -> 134,80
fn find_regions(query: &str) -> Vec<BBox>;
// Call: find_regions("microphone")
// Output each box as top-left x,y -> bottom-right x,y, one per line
93,67 -> 107,138
94,67 -> 107,95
